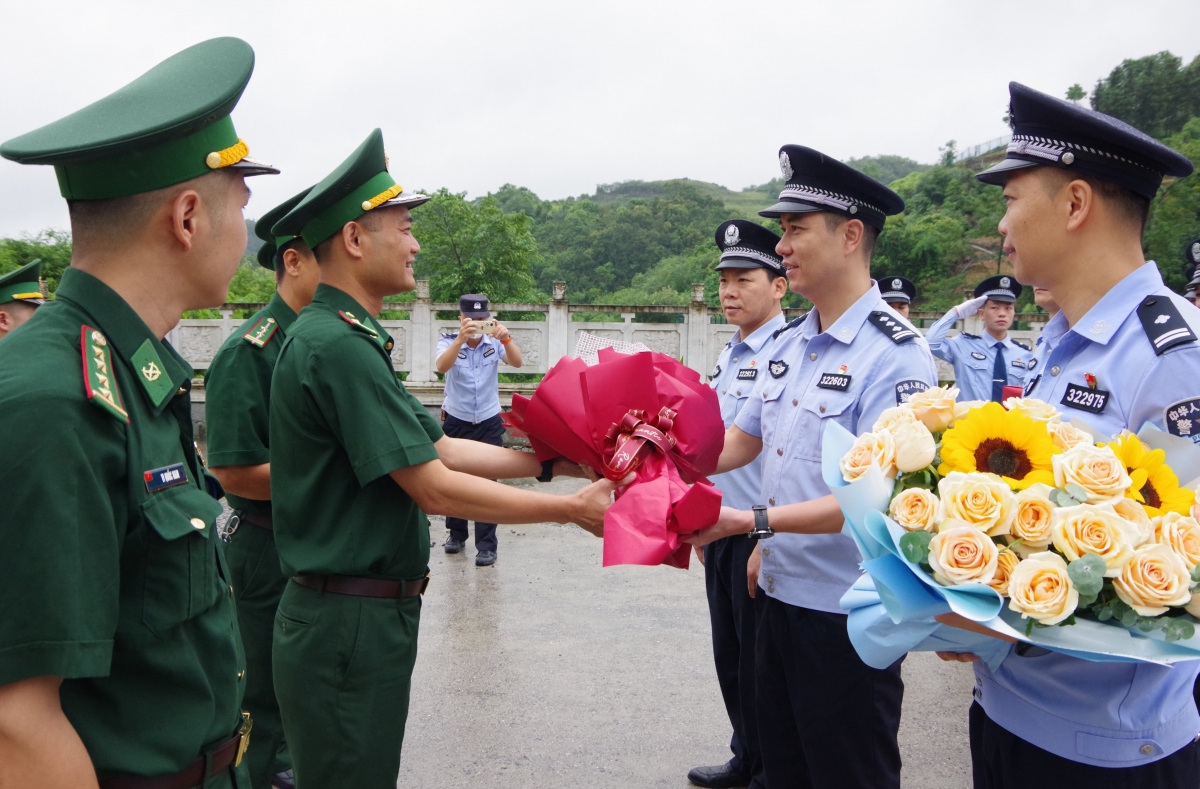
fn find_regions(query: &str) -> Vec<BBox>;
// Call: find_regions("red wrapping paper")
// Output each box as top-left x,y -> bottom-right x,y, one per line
505,348 -> 724,568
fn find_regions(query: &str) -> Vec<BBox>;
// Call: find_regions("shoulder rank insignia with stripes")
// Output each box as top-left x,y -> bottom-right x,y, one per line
242,316 -> 279,348
1137,296 -> 1197,356
339,310 -> 379,338
80,326 -> 129,423
867,311 -> 918,343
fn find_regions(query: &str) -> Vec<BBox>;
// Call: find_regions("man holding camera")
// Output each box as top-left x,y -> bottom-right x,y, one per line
434,294 -> 524,566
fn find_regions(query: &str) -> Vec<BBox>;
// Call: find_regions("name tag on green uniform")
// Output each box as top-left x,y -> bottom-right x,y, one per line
144,463 -> 189,493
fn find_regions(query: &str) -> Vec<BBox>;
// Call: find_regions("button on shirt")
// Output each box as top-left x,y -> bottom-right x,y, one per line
977,262 -> 1200,767
708,313 -> 786,511
733,285 -> 938,612
925,311 -> 1028,401
438,333 -> 506,423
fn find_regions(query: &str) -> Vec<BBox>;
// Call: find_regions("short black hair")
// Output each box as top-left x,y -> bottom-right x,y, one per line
1038,167 -> 1150,236
822,213 -> 879,259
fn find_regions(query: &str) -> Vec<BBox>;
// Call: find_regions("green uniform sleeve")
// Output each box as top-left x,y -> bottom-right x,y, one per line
205,340 -> 273,468
310,335 -> 442,485
0,387 -> 120,685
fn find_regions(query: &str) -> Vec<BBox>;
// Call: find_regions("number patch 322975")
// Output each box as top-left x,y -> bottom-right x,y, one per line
1061,382 -> 1109,415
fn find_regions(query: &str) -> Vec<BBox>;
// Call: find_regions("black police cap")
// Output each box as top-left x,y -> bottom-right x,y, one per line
713,220 -> 784,274
760,145 -> 905,229
460,294 -> 490,319
975,275 -> 1022,303
880,275 -> 917,304
978,83 -> 1194,200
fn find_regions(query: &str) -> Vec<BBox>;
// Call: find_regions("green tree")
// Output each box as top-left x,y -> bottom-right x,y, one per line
412,189 -> 539,303
0,230 -> 73,294
1145,117 -> 1200,291
1066,83 -> 1087,103
1091,51 -> 1200,139
845,155 -> 930,184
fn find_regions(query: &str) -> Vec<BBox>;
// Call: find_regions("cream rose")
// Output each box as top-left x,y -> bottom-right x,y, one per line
953,399 -> 989,422
1007,551 -> 1079,625
938,471 -> 1014,536
1052,443 -> 1132,505
893,421 -> 937,473
908,386 -> 960,433
872,405 -> 919,434
840,430 -> 897,482
889,488 -> 941,532
1113,498 -> 1154,547
928,525 -> 999,586
1153,512 -> 1200,570
1050,504 -> 1140,577
1008,483 -> 1056,554
1003,397 -> 1061,423
988,548 -> 1021,596
1113,543 -> 1193,616
1045,418 -> 1095,451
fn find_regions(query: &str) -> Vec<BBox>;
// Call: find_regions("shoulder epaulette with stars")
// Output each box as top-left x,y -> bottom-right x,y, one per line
960,331 -> 980,339
80,325 -> 129,423
867,311 -> 918,343
338,310 -> 379,338
773,313 -> 807,339
1012,339 -> 1031,351
242,315 -> 279,348
1137,296 -> 1197,356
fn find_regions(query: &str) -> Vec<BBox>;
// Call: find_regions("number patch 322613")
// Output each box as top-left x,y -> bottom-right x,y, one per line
1060,382 -> 1109,415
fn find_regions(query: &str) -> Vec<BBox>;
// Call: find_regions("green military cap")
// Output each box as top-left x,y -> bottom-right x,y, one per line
0,37 -> 277,200
274,129 -> 429,249
255,186 -> 313,270
0,260 -> 46,306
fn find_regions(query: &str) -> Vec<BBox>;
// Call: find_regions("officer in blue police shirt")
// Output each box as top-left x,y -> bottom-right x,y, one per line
434,294 -> 524,566
879,275 -> 916,319
689,145 -> 938,789
688,220 -> 788,789
937,81 -> 1200,788
925,275 -> 1031,402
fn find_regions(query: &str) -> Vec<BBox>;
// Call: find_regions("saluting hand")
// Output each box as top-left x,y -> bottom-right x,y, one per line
570,473 -> 635,536
954,295 -> 988,320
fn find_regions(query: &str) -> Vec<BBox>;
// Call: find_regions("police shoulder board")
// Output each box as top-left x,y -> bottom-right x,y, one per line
1137,296 -> 1197,356
960,331 -> 980,339
80,325 -> 129,423
338,310 -> 379,338
242,315 -> 279,348
772,313 -> 807,339
1012,339 -> 1031,351
867,311 -> 918,343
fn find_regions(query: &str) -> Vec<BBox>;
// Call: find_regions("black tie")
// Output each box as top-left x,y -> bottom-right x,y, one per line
991,341 -> 1006,402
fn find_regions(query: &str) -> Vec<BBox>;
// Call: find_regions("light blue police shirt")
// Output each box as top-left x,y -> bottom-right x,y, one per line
708,312 -> 786,511
734,284 -> 938,613
976,262 -> 1200,767
438,332 -> 506,423
925,310 -> 1030,401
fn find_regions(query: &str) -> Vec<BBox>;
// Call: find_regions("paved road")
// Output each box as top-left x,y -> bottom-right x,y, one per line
396,477 -> 976,788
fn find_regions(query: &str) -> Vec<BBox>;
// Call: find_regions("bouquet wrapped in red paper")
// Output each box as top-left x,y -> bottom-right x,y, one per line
505,336 -> 724,569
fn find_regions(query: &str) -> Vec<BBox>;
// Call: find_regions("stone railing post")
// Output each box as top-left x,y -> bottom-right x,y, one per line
686,284 -> 708,367
547,281 -> 570,365
408,280 -> 434,382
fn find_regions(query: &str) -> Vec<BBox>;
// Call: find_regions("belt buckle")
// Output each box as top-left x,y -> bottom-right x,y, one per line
234,711 -> 253,767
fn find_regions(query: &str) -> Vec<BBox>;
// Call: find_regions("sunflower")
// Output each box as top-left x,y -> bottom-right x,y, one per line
938,402 -> 1059,489
1105,431 -> 1195,517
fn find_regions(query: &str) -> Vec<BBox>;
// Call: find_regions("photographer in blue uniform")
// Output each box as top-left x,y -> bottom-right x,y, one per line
435,294 -> 524,566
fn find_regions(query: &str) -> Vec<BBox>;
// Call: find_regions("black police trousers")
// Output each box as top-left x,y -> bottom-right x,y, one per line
703,534 -> 765,788
442,412 -> 505,552
970,701 -> 1200,788
755,595 -> 903,788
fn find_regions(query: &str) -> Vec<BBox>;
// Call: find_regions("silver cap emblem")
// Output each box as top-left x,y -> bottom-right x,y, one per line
1061,151 -> 1075,165
779,151 -> 793,180
474,302 -> 482,309
1000,277 -> 1010,288
892,278 -> 902,289
724,224 -> 740,246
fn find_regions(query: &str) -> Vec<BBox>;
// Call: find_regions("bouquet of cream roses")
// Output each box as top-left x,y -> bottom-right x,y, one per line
828,387 -> 1200,663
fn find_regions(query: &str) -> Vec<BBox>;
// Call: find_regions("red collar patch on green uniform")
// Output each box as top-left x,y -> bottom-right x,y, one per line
242,315 -> 279,348
338,310 -> 379,338
80,325 -> 129,423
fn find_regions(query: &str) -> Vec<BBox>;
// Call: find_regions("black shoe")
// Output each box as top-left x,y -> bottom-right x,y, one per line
687,761 -> 750,789
475,550 -> 497,567
273,769 -> 295,789
444,537 -> 465,554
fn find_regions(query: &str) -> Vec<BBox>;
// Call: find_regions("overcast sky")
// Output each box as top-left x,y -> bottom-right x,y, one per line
2,0 -> 1198,238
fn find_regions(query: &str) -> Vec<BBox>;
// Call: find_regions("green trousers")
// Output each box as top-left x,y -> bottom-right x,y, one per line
225,520 -> 290,789
273,580 -> 421,789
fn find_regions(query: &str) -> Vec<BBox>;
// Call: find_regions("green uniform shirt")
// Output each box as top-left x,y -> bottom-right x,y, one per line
0,268 -> 245,777
205,293 -> 298,517
270,284 -> 442,581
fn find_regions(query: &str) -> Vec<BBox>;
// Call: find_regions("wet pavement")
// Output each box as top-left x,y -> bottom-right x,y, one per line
396,477 -> 976,788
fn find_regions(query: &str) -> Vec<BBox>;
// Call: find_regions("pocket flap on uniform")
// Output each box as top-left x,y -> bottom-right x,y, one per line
142,485 -> 223,541
802,391 -> 855,419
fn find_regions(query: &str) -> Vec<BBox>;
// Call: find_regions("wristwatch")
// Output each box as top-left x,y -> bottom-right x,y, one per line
749,505 -> 774,541
537,459 -> 555,483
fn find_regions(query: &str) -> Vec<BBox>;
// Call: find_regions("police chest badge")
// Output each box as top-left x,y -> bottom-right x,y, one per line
769,359 -> 789,379
710,363 -> 722,381
971,351 -> 987,361
894,379 -> 930,405
1165,398 -> 1200,443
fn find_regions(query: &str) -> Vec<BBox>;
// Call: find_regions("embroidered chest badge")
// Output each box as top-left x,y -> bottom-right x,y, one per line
80,326 -> 129,422
1165,398 -> 1200,442
769,359 -> 789,379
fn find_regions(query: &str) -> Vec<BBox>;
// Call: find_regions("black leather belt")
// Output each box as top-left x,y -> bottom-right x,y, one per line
292,573 -> 429,598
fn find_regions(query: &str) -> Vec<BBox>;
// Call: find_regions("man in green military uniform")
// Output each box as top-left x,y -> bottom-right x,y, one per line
268,128 -> 623,788
0,258 -> 46,339
0,38 -> 277,788
205,188 -> 319,789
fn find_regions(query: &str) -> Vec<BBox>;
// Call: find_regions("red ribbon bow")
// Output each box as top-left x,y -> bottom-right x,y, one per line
603,407 -> 707,484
